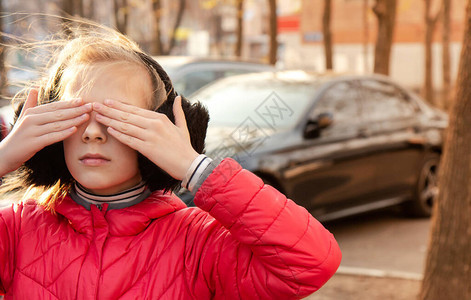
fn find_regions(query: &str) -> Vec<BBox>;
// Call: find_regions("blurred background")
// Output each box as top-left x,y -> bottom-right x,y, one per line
0,1 -> 466,299
0,0 -> 463,109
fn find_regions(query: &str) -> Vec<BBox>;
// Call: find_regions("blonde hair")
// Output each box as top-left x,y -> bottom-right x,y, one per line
2,20 -> 169,210
39,26 -> 166,107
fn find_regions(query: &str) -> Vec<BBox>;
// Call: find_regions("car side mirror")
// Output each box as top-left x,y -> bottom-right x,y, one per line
304,112 -> 334,139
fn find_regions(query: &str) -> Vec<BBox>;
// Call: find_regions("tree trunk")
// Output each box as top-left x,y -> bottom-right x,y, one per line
152,0 -> 163,55
113,0 -> 129,35
419,1 -> 471,299
372,0 -> 397,75
267,0 -> 277,65
423,0 -> 441,105
235,0 -> 244,57
0,0 -> 6,97
75,0 -> 84,18
442,0 -> 452,110
165,0 -> 185,55
322,0 -> 333,70
62,0 -> 74,37
84,0 -> 95,20
363,0 -> 370,73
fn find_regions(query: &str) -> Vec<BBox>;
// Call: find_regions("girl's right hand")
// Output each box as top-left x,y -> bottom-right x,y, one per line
0,89 -> 92,177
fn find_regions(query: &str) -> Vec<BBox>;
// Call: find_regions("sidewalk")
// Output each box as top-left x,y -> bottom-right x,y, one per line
302,210 -> 429,299
304,272 -> 421,300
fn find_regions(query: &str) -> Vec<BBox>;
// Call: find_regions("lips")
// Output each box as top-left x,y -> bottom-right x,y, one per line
79,153 -> 110,166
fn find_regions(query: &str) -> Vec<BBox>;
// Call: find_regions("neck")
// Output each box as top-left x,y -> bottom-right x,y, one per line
70,181 -> 151,210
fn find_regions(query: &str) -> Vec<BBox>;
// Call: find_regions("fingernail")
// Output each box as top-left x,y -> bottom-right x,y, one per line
104,99 -> 114,105
84,103 -> 92,110
93,102 -> 102,109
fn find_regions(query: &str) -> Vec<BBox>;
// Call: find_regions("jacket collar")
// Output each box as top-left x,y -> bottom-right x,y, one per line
55,190 -> 188,236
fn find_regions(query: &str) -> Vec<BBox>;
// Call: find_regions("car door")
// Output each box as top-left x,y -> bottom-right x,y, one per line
282,80 -> 379,218
356,79 -> 424,200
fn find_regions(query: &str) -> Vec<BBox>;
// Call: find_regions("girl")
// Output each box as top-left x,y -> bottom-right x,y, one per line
0,26 -> 341,299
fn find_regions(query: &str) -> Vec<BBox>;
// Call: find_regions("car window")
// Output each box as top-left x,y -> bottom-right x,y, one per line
358,80 -> 417,121
194,76 -> 318,129
222,69 -> 252,77
174,71 -> 217,96
310,81 -> 361,124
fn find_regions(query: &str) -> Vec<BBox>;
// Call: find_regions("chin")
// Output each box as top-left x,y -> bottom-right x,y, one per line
75,177 -> 113,192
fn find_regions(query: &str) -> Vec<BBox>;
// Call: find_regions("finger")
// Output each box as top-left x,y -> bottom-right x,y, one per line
31,98 -> 87,115
93,102 -> 147,129
95,114 -> 146,140
36,126 -> 78,146
173,96 -> 188,130
19,89 -> 39,120
34,103 -> 92,125
99,99 -> 156,119
36,113 -> 89,135
107,127 -> 145,150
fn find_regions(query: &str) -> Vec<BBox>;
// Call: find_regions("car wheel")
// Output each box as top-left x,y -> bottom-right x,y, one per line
403,153 -> 440,218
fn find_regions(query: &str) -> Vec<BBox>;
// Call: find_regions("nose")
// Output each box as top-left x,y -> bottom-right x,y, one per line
81,112 -> 107,143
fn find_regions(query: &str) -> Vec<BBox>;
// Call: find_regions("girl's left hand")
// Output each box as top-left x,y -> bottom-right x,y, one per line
93,96 -> 199,180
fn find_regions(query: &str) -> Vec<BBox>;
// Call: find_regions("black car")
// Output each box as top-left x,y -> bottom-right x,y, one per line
183,71 -> 447,221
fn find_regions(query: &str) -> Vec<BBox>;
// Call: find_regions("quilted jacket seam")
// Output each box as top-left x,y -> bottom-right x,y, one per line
15,268 -> 60,299
292,239 -> 335,296
46,255 -> 85,289
257,192 -> 287,241
155,268 -> 184,299
182,230 -> 197,300
214,232 -> 225,294
273,245 -> 300,295
228,183 -> 263,229
272,218 -> 330,278
248,256 -> 262,300
199,162 -> 241,207
215,193 -> 300,286
18,218 -> 48,238
117,231 -> 183,297
102,220 -> 163,273
233,244 -> 242,300
275,217 -> 335,274
75,237 -> 94,297
197,214 -> 216,293
18,238 -> 70,272
275,209 -> 310,253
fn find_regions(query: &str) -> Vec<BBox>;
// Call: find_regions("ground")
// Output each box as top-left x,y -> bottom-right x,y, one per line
304,273 -> 421,300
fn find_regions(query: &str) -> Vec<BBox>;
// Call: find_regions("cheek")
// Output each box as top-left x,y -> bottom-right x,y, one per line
121,146 -> 140,170
63,135 -> 80,166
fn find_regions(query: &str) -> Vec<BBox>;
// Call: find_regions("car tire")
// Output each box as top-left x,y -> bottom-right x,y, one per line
403,153 -> 440,218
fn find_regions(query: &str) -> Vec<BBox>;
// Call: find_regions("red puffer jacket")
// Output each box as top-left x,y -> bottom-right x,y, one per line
0,159 -> 341,299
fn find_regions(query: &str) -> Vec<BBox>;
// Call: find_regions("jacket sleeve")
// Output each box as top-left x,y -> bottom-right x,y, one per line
0,203 -> 21,294
191,158 -> 341,299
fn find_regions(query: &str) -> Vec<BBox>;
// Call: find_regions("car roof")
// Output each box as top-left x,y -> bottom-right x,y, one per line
208,69 -> 398,85
152,55 -> 274,69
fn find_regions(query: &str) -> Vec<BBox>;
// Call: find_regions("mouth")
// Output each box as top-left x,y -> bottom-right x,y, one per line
79,153 -> 111,166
